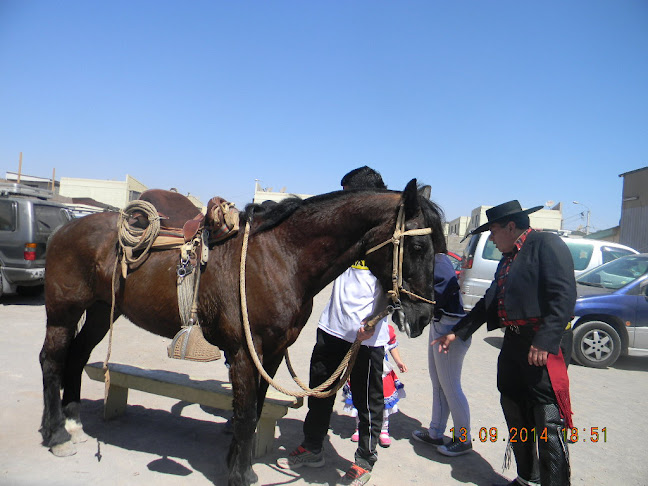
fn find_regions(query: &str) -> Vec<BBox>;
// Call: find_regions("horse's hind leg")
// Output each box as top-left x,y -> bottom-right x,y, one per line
39,305 -> 85,456
61,302 -> 114,445
40,302 -> 115,456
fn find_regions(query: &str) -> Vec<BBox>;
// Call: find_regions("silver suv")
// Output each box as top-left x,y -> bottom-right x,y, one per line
0,183 -> 73,296
459,231 -> 638,310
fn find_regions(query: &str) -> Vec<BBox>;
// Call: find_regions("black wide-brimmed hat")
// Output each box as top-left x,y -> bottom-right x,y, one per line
471,200 -> 543,235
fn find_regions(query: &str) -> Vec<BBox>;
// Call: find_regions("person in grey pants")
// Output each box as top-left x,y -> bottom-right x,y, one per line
412,252 -> 473,456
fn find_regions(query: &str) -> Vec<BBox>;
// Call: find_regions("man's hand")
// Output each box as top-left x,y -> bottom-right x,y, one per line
357,323 -> 377,342
528,345 -> 549,366
431,333 -> 457,353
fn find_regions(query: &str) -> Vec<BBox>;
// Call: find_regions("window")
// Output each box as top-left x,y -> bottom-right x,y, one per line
33,205 -> 71,234
482,239 -> 503,261
564,241 -> 594,271
0,200 -> 16,231
601,247 -> 635,264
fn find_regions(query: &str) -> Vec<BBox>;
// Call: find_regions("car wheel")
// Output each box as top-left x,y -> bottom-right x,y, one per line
573,320 -> 622,368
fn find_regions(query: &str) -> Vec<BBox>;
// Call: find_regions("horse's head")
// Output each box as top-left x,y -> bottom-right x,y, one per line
365,179 -> 446,338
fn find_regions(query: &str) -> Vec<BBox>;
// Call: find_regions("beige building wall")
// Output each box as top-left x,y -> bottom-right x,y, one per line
252,182 -> 313,204
60,175 -> 148,209
447,216 -> 470,237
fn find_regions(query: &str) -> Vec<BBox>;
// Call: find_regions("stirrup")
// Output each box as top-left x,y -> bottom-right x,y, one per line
168,323 -> 221,362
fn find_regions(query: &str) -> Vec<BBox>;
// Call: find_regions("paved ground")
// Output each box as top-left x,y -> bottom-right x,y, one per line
1,288 -> 647,486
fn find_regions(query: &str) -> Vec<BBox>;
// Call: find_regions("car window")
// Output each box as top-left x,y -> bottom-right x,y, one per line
564,241 -> 594,271
463,234 -> 480,259
577,255 -> 648,290
0,200 -> 16,231
601,247 -> 634,264
482,239 -> 502,261
33,205 -> 71,234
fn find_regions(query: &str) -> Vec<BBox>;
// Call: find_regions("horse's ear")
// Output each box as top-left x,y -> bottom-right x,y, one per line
419,185 -> 431,200
402,178 -> 420,219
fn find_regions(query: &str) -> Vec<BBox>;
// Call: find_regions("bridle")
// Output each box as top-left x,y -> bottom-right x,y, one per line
366,202 -> 436,306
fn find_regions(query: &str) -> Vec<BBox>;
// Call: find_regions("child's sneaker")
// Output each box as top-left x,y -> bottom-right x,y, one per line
379,431 -> 391,447
411,429 -> 445,446
276,446 -> 325,469
339,463 -> 371,485
351,429 -> 359,442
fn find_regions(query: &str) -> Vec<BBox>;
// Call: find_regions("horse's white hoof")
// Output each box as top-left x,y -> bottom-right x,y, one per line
50,441 -> 77,457
70,429 -> 89,443
65,420 -> 89,443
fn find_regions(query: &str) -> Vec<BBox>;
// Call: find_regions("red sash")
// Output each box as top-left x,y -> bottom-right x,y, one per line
547,349 -> 574,429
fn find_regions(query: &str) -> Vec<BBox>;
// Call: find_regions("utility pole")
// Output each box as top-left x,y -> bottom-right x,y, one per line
573,201 -> 591,235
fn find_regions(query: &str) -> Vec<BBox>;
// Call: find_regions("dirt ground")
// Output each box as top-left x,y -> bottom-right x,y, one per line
1,288 -> 647,486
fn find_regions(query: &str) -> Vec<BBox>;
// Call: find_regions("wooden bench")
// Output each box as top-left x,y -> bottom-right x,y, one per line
84,362 -> 303,457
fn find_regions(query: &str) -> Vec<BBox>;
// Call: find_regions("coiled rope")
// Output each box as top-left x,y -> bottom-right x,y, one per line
104,200 -> 162,372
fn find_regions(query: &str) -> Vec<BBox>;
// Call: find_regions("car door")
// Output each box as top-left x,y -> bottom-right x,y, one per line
631,279 -> 648,351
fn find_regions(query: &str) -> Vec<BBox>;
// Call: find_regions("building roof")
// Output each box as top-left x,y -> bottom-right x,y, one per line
618,166 -> 648,178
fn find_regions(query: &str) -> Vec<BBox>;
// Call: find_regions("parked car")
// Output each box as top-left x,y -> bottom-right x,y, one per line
571,254 -> 648,368
447,251 -> 462,277
458,231 -> 638,310
0,183 -> 73,296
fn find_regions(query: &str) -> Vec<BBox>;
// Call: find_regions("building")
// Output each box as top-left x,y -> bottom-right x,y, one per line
618,166 -> 648,252
59,175 -> 148,209
447,216 -> 470,237
464,204 -> 563,237
252,181 -> 313,204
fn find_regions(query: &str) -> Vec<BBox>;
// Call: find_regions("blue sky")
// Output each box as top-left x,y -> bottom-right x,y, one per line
1,1 -> 646,232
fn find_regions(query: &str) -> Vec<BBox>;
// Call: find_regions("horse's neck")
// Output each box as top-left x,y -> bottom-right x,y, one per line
275,193 -> 397,294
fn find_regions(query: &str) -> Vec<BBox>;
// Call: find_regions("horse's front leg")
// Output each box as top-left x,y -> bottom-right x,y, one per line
227,348 -> 259,486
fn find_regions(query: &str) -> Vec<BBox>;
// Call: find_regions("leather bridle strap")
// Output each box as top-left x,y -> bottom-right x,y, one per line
366,203 -> 435,305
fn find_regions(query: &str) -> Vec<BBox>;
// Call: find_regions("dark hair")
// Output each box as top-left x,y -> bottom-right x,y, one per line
340,166 -> 387,189
497,213 -> 531,230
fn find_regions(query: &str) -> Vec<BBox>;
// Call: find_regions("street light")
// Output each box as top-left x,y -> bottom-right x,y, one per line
572,201 -> 591,235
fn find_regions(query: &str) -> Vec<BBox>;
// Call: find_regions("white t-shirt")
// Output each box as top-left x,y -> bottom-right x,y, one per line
318,261 -> 390,347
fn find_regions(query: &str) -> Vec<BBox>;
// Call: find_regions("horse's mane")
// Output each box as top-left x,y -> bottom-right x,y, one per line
243,186 -> 447,253
243,188 -> 391,235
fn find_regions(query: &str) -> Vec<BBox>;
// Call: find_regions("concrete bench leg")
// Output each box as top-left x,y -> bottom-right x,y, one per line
104,384 -> 129,420
254,417 -> 277,458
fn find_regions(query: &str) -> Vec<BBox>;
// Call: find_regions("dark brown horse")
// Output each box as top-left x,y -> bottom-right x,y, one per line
39,179 -> 446,485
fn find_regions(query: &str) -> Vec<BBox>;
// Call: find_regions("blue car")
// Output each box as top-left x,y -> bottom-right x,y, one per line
572,253 -> 648,368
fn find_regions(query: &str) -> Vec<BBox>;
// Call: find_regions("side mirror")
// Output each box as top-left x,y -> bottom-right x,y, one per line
640,279 -> 648,297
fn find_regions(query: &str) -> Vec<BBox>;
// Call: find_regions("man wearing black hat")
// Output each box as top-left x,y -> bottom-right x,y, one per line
434,200 -> 576,486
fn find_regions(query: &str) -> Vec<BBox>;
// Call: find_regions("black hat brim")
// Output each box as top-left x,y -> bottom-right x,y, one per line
470,205 -> 543,235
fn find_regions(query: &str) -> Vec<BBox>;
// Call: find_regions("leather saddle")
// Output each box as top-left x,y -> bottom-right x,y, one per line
135,189 -> 204,242
132,189 -> 239,244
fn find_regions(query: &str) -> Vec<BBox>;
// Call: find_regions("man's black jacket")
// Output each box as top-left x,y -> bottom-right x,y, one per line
452,231 -> 576,355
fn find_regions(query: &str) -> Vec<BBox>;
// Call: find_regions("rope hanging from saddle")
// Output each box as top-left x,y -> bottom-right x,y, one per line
240,219 -> 375,398
239,201 -> 435,398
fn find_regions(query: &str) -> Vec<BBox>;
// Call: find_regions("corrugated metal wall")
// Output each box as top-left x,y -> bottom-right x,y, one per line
619,205 -> 648,252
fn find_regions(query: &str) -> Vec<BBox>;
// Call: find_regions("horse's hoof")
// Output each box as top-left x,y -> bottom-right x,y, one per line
50,441 -> 77,457
65,420 -> 89,443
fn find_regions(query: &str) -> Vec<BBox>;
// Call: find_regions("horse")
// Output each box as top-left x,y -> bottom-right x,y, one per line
39,178 -> 446,486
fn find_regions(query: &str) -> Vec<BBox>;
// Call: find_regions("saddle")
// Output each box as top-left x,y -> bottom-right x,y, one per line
133,189 -> 239,244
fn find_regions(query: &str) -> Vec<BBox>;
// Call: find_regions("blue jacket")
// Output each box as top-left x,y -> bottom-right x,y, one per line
434,253 -> 466,320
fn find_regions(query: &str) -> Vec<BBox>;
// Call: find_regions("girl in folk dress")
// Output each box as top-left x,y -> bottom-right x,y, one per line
343,323 -> 408,447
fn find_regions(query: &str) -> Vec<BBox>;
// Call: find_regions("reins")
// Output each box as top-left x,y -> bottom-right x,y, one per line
239,201 -> 435,398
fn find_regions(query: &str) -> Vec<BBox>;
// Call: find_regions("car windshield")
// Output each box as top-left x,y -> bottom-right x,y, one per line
577,255 -> 648,290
